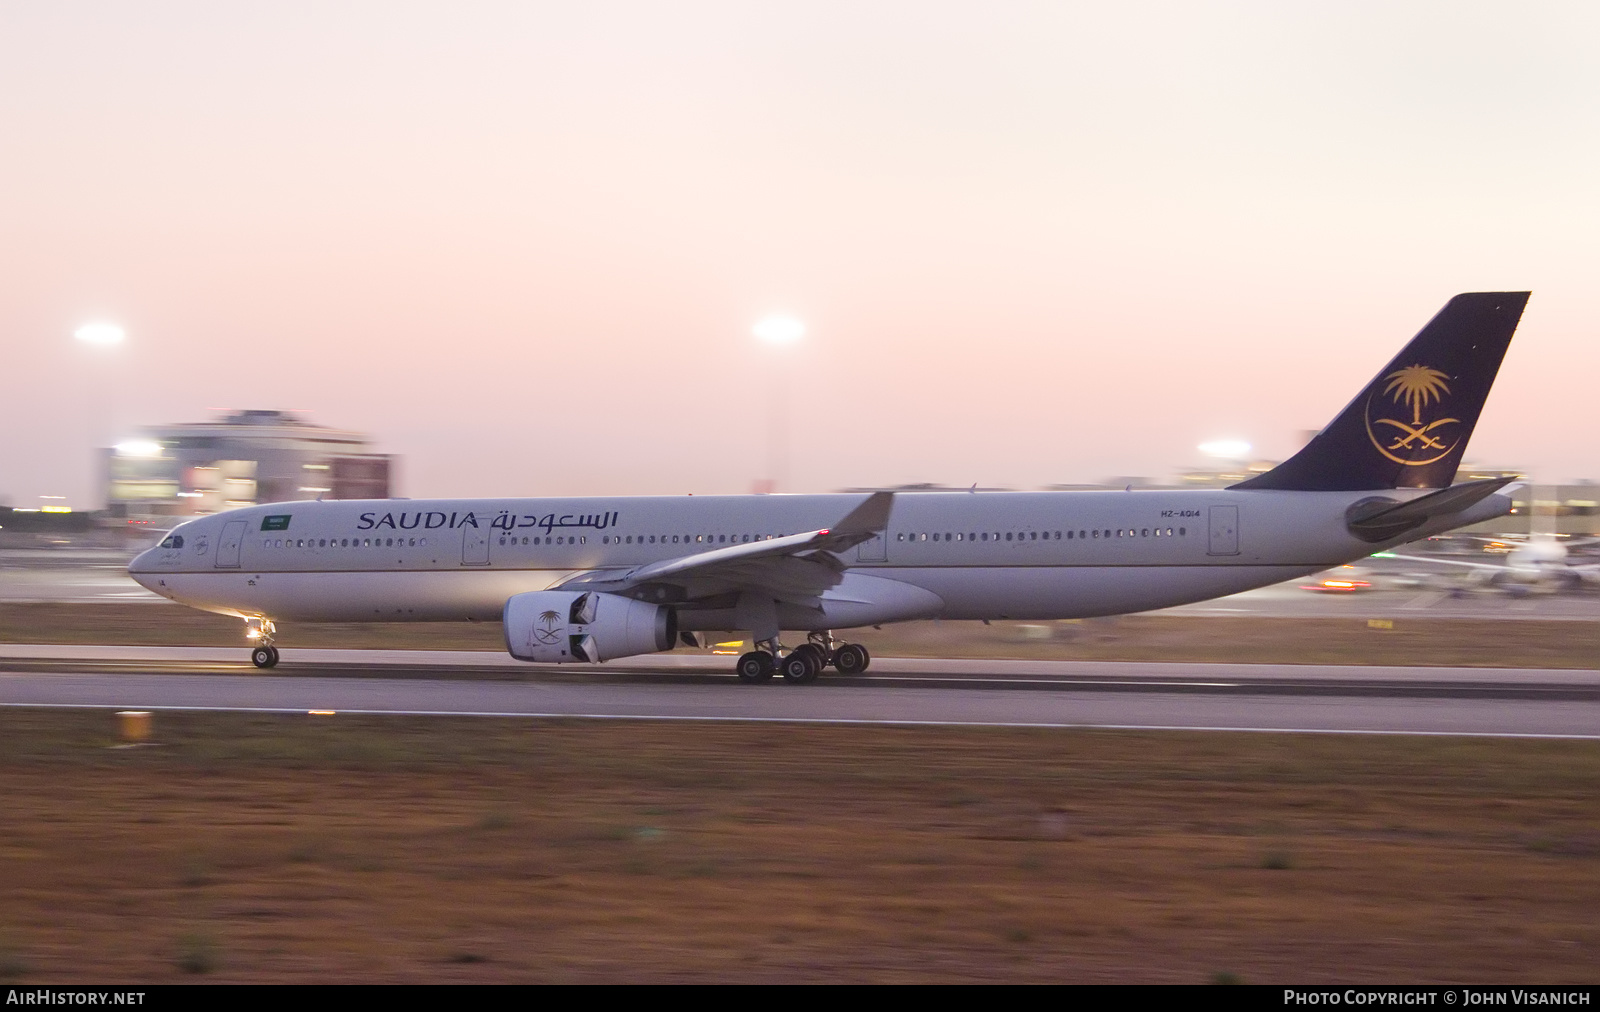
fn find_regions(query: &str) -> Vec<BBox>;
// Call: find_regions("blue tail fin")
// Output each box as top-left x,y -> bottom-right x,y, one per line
1233,292 -> 1529,492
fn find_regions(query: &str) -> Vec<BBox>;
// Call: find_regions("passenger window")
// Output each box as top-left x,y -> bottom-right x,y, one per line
1005,533 -> 1012,541
1179,527 -> 1186,536
1141,529 -> 1148,537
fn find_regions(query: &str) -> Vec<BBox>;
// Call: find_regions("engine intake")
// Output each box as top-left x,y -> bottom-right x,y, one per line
503,590 -> 676,663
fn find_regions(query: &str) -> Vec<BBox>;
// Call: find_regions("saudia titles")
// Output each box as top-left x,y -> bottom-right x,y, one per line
354,509 -> 620,534
1363,364 -> 1460,466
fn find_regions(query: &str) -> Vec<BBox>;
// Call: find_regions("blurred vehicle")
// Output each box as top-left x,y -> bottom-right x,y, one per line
1300,566 -> 1373,593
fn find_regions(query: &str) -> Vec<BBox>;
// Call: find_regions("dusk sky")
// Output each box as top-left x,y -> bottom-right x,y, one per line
4,1 -> 1599,507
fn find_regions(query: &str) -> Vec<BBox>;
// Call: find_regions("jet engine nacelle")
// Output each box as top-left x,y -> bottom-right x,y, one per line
503,590 -> 676,663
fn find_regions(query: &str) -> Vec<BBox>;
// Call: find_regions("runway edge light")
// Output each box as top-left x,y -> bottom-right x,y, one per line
115,710 -> 152,745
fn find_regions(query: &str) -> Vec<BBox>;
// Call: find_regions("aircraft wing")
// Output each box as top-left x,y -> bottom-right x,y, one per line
1385,554 -> 1504,571
552,491 -> 894,603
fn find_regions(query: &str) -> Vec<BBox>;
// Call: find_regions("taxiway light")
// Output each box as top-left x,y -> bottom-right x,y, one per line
116,711 -> 151,744
74,322 -> 126,346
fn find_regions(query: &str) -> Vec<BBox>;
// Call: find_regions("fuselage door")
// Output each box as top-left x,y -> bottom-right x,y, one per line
462,526 -> 490,566
856,532 -> 887,563
1207,505 -> 1239,556
215,520 -> 247,569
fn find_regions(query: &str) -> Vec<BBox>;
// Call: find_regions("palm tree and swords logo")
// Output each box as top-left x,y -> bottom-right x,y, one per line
1364,364 -> 1460,465
533,609 -> 564,644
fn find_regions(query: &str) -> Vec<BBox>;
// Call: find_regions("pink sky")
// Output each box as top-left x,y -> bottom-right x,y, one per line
4,1 -> 1599,507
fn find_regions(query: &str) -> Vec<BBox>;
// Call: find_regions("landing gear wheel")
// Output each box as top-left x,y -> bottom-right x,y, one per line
251,645 -> 279,669
736,650 -> 775,682
781,647 -> 822,684
794,642 -> 827,666
268,645 -> 280,666
833,643 -> 870,674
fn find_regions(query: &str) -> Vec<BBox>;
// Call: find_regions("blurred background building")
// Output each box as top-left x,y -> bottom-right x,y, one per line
104,410 -> 393,523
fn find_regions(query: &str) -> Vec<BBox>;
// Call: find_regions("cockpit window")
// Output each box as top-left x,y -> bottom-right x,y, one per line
160,535 -> 185,549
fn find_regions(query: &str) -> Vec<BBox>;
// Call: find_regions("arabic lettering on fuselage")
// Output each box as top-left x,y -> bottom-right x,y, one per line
356,510 -> 620,534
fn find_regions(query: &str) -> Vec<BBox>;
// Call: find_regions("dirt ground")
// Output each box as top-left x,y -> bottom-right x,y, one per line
3,602 -> 1598,668
0,711 -> 1596,983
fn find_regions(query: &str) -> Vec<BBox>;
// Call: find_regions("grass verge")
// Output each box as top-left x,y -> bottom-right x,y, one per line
0,709 -> 1596,982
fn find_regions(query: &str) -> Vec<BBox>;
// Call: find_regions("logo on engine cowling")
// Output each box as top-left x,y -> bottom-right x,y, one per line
533,609 -> 563,645
1364,363 -> 1461,466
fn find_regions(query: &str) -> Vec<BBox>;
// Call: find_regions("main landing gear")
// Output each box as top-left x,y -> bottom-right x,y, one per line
735,632 -> 871,685
246,618 -> 280,669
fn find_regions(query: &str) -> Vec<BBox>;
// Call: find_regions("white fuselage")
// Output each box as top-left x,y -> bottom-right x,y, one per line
128,487 -> 1511,631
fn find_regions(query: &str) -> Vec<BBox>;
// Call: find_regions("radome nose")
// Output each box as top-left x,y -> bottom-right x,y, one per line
127,548 -> 157,581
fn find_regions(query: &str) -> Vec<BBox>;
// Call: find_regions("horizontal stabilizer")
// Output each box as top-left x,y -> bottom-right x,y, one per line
1346,476 -> 1515,542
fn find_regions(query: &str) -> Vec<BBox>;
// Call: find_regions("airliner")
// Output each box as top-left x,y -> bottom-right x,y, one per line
130,292 -> 1530,682
1391,530 -> 1600,594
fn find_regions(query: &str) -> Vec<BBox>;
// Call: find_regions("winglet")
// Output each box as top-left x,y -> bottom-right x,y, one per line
830,491 -> 894,537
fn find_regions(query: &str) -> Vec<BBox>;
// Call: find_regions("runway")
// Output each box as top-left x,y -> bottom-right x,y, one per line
3,646 -> 1598,738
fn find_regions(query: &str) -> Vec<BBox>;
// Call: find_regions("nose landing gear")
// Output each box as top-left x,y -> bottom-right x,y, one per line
246,618 -> 280,668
